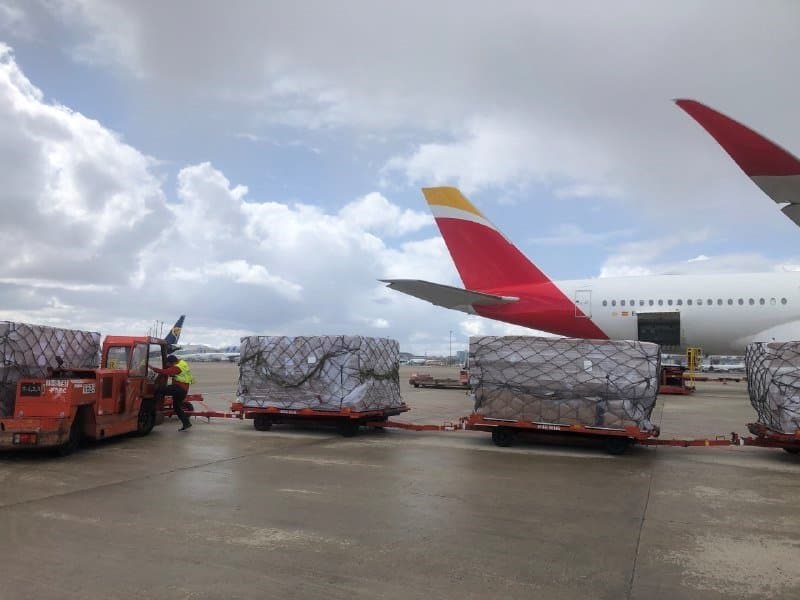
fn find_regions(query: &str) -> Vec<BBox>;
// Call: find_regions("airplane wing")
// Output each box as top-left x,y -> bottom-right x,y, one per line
380,279 -> 518,314
675,99 -> 800,226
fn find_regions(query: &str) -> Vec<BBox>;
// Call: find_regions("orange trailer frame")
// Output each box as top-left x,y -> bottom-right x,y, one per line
231,401 -> 410,436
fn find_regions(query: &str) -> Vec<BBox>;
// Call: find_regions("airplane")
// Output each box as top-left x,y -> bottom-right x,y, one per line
382,102 -> 800,355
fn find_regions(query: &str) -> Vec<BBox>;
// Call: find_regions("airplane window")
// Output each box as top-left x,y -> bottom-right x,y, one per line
639,300 -> 644,306
667,299 -> 673,306
697,299 -> 702,305
649,300 -> 654,306
630,299 -> 634,306
687,299 -> 692,306
781,298 -> 788,305
658,299 -> 664,306
738,298 -> 744,305
612,300 -> 617,306
707,298 -> 713,305
759,298 -> 765,305
771,298 -> 777,305
749,298 -> 755,305
677,299 -> 683,306
728,299 -> 733,305
717,299 -> 723,305
621,300 -> 626,307
602,300 -> 608,307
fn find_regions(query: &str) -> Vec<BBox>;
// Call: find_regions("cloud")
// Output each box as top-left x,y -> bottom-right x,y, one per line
0,47 -> 472,350
31,2 -> 800,223
531,223 -> 633,246
0,43 -> 170,289
338,192 -> 432,237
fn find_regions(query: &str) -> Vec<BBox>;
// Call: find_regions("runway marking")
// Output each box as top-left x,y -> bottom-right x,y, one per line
278,488 -> 323,495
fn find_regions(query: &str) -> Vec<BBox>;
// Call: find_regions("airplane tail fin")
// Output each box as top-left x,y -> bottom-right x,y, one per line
423,187 -> 551,291
164,315 -> 185,351
675,100 -> 800,222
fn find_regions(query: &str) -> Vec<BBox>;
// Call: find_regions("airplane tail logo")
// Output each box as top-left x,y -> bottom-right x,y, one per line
423,187 -> 552,291
164,315 -> 185,348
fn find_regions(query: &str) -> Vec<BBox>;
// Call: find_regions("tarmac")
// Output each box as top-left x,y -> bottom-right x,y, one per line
1,364 -> 799,599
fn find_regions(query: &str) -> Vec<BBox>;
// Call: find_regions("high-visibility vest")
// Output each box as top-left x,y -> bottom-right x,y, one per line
175,359 -> 195,385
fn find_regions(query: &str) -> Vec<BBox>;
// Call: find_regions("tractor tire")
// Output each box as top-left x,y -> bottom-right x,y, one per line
338,420 -> 360,437
783,447 -> 800,455
136,402 -> 156,436
56,415 -> 82,456
254,415 -> 272,431
604,437 -> 631,455
491,427 -> 515,447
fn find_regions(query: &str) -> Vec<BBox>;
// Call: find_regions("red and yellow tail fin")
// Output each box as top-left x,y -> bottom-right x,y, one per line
422,187 -> 551,291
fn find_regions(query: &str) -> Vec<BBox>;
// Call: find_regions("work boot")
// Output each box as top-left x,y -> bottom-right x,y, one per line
178,420 -> 192,432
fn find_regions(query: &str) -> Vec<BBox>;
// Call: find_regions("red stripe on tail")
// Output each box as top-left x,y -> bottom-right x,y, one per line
676,99 -> 800,176
435,218 -> 551,291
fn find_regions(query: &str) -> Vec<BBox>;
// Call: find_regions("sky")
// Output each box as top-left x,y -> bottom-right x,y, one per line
0,1 -> 799,354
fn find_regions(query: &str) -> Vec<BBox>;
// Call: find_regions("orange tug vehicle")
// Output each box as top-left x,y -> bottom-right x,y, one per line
0,330 -> 185,455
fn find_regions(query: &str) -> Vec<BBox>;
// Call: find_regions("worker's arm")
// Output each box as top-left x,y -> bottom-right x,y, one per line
149,365 -> 181,376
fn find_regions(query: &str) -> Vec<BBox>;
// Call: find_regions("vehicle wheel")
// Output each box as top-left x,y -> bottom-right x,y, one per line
491,427 -> 515,447
253,415 -> 272,431
338,420 -> 360,437
412,383 -> 419,388
604,437 -> 630,455
57,416 -> 82,456
136,403 -> 156,436
783,447 -> 800,455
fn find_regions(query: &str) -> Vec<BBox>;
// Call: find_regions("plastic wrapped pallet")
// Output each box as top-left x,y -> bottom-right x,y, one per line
470,336 -> 660,431
745,341 -> 800,434
237,336 -> 401,412
0,321 -> 101,417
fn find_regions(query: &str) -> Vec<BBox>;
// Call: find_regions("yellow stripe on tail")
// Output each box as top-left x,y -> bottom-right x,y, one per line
422,187 -> 485,218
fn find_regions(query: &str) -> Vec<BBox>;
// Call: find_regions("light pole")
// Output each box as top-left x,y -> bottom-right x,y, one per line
449,330 -> 453,367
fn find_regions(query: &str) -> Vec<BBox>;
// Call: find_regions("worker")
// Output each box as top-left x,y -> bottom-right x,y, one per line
149,355 -> 195,431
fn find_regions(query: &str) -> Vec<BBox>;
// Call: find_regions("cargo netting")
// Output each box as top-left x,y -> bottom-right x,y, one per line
237,336 -> 401,412
469,336 -> 661,431
745,342 -> 800,434
0,321 -> 101,417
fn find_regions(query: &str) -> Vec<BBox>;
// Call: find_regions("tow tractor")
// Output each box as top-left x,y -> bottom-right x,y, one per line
0,318 -> 187,455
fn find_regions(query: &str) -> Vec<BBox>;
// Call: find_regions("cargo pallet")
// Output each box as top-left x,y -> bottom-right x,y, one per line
231,402 -> 410,437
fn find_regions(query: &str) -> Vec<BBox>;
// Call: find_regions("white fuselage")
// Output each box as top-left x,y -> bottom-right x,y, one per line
554,272 -> 800,354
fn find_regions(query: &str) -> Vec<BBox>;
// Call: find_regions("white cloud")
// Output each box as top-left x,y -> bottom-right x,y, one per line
531,223 -> 633,246
599,229 -> 711,277
338,192 -> 432,237
383,116 -> 619,196
0,43 -> 170,289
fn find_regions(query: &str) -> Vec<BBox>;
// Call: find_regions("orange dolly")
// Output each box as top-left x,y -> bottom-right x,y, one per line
737,423 -> 800,455
232,401 -> 410,436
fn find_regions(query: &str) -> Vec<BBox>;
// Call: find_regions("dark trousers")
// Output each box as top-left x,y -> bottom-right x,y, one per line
156,384 -> 189,425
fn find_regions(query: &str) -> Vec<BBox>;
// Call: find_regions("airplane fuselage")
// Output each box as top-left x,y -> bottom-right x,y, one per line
476,272 -> 800,354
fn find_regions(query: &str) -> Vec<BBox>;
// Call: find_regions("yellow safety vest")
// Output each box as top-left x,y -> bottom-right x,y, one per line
175,359 -> 195,385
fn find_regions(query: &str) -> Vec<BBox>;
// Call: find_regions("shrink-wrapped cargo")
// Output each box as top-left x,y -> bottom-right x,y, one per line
745,342 -> 800,434
237,336 -> 401,412
0,322 -> 101,417
470,336 -> 660,431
